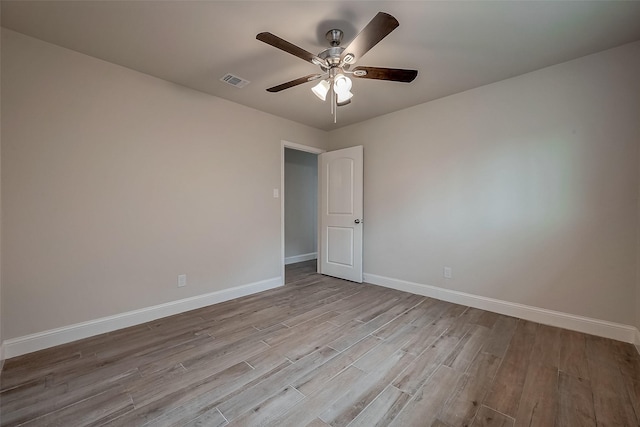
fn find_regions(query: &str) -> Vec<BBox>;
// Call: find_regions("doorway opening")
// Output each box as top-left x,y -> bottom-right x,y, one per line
280,141 -> 325,283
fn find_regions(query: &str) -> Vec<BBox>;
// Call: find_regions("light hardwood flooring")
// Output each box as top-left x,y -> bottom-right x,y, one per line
1,260 -> 639,426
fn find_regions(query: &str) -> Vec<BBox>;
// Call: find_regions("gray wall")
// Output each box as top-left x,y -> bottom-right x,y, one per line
0,19 -> 3,365
1,29 -> 327,340
637,123 -> 640,335
284,148 -> 318,261
329,41 -> 640,326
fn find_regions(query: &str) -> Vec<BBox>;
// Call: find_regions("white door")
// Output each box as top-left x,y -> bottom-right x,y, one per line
319,145 -> 363,283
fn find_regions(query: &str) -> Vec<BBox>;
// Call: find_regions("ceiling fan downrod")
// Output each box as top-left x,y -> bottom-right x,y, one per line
326,29 -> 343,47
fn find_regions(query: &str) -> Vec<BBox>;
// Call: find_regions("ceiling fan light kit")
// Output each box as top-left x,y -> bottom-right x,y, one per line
256,11 -> 418,123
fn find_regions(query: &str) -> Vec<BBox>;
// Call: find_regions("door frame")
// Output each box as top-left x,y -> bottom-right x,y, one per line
280,140 -> 325,284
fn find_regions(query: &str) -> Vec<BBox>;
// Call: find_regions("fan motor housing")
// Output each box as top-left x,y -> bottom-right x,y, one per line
318,46 -> 345,69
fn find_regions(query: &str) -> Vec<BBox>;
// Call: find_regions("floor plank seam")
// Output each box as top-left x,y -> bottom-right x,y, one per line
482,404 -> 516,421
217,407 -> 229,424
326,345 -> 340,353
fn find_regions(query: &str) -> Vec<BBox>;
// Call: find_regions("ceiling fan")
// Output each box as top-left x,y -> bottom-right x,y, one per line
256,12 -> 418,122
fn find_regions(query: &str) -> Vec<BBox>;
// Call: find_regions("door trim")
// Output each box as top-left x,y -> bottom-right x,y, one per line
281,141 -> 325,283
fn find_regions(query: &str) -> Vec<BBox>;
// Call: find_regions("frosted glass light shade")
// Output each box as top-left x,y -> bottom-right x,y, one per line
337,90 -> 353,104
333,74 -> 352,95
312,80 -> 330,101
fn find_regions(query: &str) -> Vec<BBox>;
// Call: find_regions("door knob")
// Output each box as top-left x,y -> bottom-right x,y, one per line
354,219 -> 362,224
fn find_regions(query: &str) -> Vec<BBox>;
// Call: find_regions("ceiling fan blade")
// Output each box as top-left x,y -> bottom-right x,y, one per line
340,12 -> 399,64
257,32 -> 324,65
352,66 -> 418,83
266,74 -> 323,93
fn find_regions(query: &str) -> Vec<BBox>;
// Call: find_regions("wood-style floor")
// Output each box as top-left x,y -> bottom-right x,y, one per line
1,261 -> 639,426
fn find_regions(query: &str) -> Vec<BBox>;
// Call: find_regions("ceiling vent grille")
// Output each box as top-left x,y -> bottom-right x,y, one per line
220,73 -> 250,88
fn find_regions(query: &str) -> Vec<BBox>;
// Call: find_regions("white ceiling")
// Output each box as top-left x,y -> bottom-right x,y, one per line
3,1 -> 640,131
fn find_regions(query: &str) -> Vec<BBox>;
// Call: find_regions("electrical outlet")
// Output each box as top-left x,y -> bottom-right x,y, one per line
443,267 -> 452,279
178,274 -> 187,287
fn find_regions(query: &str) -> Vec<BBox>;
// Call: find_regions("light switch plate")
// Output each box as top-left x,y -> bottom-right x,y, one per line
178,274 -> 187,287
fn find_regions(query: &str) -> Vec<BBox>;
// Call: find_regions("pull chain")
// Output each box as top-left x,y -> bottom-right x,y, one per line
333,88 -> 337,123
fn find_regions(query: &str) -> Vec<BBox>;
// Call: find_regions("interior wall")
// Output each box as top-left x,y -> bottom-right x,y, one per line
284,148 -> 318,261
1,29 -> 327,340
329,41 -> 640,326
637,152 -> 640,333
0,16 -> 4,366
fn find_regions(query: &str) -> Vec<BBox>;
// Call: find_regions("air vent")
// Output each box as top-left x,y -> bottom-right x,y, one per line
220,73 -> 250,88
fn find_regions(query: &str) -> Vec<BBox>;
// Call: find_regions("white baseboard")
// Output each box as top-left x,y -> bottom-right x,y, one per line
285,252 -> 317,265
635,329 -> 640,355
4,277 -> 283,359
363,273 -> 639,344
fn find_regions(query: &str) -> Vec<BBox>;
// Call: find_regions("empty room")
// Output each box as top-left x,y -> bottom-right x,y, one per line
1,1 -> 640,426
